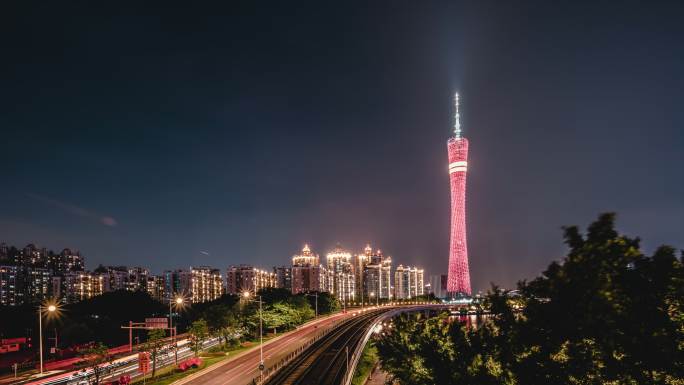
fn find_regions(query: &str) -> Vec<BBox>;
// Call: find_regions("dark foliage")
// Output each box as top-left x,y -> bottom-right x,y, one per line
377,213 -> 684,384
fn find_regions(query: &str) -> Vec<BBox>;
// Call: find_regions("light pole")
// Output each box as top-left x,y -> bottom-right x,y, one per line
170,295 -> 184,366
38,302 -> 58,374
243,291 -> 264,378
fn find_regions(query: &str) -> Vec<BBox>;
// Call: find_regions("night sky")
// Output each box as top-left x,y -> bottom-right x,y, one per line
2,2 -> 683,291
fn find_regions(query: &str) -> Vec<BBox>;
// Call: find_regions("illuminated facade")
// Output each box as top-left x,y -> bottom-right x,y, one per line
380,256 -> 392,299
394,265 -> 424,299
357,246 -> 393,302
447,93 -> 472,296
189,267 -> 223,303
226,264 -> 276,295
291,244 -> 328,294
63,272 -> 105,303
394,265 -> 409,299
326,245 -> 355,303
274,266 -> 292,291
146,275 -> 166,302
0,265 -> 20,306
353,245 -> 372,301
163,267 -> 223,303
25,268 -> 51,303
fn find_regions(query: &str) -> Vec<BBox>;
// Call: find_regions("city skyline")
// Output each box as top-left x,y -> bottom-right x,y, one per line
0,240 -> 431,307
0,240 -> 428,276
2,2 -> 683,292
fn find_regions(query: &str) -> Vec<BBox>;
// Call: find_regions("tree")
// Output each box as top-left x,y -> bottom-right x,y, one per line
258,287 -> 293,304
143,328 -> 166,378
376,313 -> 508,385
376,213 -> 684,384
309,292 -> 340,314
79,342 -> 112,385
189,319 -> 208,357
203,304 -> 244,347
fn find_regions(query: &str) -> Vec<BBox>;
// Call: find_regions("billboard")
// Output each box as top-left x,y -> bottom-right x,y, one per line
145,318 -> 168,329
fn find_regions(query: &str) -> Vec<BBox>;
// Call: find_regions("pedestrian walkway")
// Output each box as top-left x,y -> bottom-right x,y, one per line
365,364 -> 389,385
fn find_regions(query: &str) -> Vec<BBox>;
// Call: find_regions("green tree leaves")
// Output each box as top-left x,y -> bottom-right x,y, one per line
189,319 -> 208,357
143,328 -> 166,378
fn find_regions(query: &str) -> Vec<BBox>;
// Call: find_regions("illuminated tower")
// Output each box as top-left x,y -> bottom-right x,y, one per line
447,93 -> 472,296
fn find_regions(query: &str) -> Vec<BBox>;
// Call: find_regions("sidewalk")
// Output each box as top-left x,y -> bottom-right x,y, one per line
365,364 -> 389,385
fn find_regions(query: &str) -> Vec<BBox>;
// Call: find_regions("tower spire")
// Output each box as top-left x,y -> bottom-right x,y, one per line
454,92 -> 462,138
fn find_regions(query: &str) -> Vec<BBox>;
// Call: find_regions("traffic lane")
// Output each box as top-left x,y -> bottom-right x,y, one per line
32,338 -> 213,385
180,312 -> 353,385
229,309 -> 384,385
185,324 -> 330,385
100,339 -> 218,383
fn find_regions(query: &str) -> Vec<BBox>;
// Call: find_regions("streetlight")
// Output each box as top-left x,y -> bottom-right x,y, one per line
169,295 -> 184,366
38,301 -> 59,374
242,291 -> 264,378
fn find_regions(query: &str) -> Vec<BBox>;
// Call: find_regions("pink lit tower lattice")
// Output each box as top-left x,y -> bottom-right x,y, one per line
446,93 -> 472,296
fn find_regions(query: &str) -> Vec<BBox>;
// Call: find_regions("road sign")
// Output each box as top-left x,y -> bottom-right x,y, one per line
138,352 -> 150,373
145,318 -> 168,329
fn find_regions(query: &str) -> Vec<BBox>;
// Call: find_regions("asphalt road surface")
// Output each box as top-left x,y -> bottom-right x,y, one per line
174,308 -> 379,385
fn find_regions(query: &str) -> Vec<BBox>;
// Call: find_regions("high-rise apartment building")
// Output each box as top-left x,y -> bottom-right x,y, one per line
146,275 -> 166,302
186,267 -> 223,303
163,270 -> 183,300
291,244 -> 328,294
127,267 -> 150,291
0,265 -> 21,306
51,248 -> 85,274
326,245 -> 355,303
394,265 -> 409,299
394,265 -> 424,299
25,268 -> 51,303
226,265 -> 275,295
63,272 -> 105,303
380,256 -> 392,299
358,246 -> 393,303
354,245 -> 372,303
274,266 -> 292,291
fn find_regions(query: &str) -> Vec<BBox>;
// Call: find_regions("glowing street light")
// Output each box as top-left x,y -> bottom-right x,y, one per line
39,300 -> 60,374
169,294 -> 185,366
242,290 -> 264,378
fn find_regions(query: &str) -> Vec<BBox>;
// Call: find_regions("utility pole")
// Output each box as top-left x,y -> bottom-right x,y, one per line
259,294 -> 263,379
345,346 -> 349,384
38,307 -> 43,374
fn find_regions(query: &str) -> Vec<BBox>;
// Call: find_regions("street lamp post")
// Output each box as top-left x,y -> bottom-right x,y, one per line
243,291 -> 264,379
259,294 -> 263,373
170,296 -> 184,366
38,303 -> 57,374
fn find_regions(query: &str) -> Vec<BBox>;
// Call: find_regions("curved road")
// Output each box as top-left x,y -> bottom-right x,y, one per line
263,309 -> 388,385
173,308 -> 380,385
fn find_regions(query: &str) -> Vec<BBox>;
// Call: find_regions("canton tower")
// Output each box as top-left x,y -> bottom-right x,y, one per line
446,93 -> 472,296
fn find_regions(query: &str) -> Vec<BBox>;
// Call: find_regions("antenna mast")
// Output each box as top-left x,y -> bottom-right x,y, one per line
454,92 -> 462,138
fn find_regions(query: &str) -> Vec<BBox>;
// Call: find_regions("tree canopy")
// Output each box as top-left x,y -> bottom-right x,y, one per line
376,213 -> 684,385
